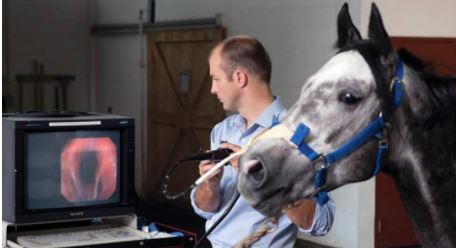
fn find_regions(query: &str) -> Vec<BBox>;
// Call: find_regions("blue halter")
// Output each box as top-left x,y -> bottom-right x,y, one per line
287,59 -> 404,205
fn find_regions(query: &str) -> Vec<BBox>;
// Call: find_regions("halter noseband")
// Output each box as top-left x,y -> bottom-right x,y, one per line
287,58 -> 404,205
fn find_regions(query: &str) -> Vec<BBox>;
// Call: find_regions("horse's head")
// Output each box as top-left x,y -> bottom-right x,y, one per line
238,3 -> 400,217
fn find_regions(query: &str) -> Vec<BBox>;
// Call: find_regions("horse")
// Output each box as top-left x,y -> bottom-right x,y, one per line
237,3 -> 456,247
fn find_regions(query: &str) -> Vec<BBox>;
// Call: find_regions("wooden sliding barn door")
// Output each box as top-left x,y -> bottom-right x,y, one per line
146,28 -> 226,208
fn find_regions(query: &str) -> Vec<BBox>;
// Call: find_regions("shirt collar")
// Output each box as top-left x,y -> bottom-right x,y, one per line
232,96 -> 286,129
255,96 -> 286,128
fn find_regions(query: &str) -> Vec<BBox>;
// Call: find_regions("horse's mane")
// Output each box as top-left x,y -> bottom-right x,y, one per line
397,48 -> 456,131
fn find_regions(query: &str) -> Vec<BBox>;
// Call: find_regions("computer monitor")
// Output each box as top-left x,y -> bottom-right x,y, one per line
2,112 -> 137,224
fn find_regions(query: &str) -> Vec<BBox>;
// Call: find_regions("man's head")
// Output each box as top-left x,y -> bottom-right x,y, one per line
209,36 -> 272,111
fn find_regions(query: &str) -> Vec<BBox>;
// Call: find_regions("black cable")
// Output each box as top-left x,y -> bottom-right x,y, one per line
160,148 -> 237,247
193,191 -> 240,248
162,148 -> 233,200
162,160 -> 196,200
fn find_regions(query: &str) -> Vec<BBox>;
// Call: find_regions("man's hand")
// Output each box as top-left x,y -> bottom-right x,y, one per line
194,159 -> 223,212
219,143 -> 241,170
286,199 -> 316,229
199,159 -> 223,189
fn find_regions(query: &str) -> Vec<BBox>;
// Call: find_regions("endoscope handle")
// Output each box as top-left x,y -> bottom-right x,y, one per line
177,148 -> 233,163
210,148 -> 233,161
194,151 -> 243,186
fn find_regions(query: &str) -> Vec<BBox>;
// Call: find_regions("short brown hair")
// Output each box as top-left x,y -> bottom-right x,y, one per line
217,36 -> 272,84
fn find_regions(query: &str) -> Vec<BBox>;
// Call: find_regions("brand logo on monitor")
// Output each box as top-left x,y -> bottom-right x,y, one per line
70,212 -> 84,217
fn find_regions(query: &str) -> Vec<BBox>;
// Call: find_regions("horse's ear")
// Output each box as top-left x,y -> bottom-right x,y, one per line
336,3 -> 362,49
368,3 -> 394,56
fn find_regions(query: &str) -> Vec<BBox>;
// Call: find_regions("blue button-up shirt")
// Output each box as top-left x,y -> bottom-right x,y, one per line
191,97 -> 334,248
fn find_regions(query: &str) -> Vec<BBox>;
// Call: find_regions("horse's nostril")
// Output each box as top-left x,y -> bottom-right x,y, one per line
248,162 -> 263,174
243,159 -> 266,184
243,159 -> 260,173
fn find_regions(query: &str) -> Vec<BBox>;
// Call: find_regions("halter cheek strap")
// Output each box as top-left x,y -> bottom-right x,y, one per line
288,58 -> 404,205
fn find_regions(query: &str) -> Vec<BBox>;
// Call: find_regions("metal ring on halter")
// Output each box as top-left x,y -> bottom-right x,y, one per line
378,123 -> 389,147
390,77 -> 402,91
378,111 -> 391,140
313,153 -> 328,171
261,218 -> 279,234
378,136 -> 389,147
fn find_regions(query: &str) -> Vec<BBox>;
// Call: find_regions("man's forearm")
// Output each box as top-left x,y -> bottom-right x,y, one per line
194,182 -> 221,212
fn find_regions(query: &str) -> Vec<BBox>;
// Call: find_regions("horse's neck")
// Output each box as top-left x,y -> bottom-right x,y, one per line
386,71 -> 456,247
388,133 -> 456,247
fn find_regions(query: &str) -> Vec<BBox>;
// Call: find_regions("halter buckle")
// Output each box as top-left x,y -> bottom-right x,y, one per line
313,153 -> 328,171
379,136 -> 388,147
378,126 -> 389,147
390,77 -> 402,91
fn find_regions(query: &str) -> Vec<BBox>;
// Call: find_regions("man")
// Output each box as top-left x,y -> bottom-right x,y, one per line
191,36 -> 334,247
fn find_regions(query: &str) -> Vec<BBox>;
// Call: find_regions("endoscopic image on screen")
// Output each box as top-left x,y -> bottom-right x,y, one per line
25,131 -> 121,210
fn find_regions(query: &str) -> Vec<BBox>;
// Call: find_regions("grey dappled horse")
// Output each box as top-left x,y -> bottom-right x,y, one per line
238,3 -> 456,247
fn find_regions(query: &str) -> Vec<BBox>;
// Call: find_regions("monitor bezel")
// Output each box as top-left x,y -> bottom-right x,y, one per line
8,116 -> 136,224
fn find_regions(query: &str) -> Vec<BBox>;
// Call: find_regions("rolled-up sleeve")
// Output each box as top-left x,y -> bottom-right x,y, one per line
299,196 -> 335,236
190,187 -> 218,220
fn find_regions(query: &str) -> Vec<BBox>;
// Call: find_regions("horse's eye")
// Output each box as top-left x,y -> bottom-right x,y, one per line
338,92 -> 361,105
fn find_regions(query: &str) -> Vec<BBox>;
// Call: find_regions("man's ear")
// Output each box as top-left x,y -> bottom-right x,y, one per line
232,70 -> 248,88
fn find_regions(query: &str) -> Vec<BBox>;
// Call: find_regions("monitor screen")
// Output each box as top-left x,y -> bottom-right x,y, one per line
25,130 -> 121,210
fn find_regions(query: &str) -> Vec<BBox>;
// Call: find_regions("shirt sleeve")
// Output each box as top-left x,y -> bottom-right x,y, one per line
189,123 -> 224,219
190,187 -> 218,219
298,195 -> 335,236
209,122 -> 223,150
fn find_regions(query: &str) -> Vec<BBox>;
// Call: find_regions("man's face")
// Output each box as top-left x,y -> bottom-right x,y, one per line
209,50 -> 241,111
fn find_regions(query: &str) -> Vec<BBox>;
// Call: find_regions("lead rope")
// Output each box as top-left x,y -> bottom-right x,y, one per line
232,217 -> 279,248
232,203 -> 295,248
